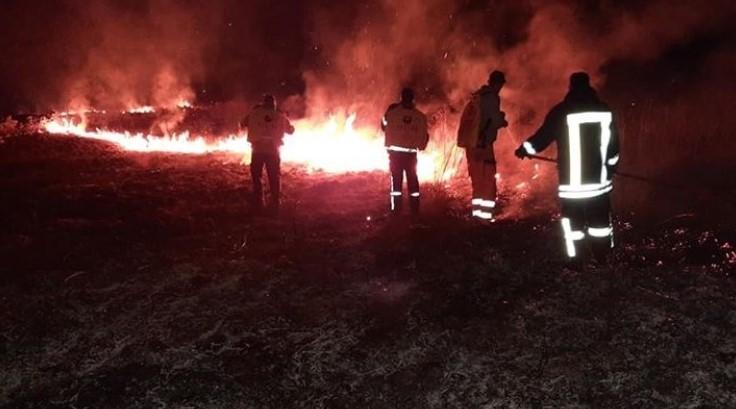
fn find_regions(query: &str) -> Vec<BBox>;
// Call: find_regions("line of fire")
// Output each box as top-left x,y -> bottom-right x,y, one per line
1,0 -> 735,407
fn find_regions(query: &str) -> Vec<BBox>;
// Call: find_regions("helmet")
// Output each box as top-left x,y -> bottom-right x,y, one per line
488,70 -> 506,85
262,94 -> 276,109
400,87 -> 415,104
569,72 -> 591,91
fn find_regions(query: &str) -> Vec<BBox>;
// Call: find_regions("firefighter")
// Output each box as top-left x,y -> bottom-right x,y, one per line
381,87 -> 429,215
457,70 -> 508,221
242,94 -> 295,213
514,72 -> 620,261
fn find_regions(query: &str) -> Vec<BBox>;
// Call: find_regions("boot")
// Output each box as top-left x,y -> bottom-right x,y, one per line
390,194 -> 403,215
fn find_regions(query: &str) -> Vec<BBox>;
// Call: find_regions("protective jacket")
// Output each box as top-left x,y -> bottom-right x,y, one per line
458,85 -> 507,221
522,88 -> 620,199
382,103 -> 429,152
244,105 -> 295,152
457,86 -> 507,149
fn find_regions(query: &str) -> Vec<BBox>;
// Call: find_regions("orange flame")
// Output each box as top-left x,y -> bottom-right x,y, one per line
42,111 -> 454,182
125,106 -> 156,114
176,100 -> 193,109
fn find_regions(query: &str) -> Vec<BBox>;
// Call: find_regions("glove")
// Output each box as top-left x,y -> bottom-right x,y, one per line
514,146 -> 528,159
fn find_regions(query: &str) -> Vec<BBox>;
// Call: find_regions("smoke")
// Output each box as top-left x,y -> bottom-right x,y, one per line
0,0 -> 226,114
63,0 -> 225,111
1,0 -> 731,219
3,0 -> 732,116
295,0 -> 735,215
302,0 -> 734,121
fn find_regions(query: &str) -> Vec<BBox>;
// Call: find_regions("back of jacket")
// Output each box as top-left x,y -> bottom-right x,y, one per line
383,104 -> 429,150
457,97 -> 481,148
245,105 -> 294,152
524,88 -> 620,199
457,86 -> 505,148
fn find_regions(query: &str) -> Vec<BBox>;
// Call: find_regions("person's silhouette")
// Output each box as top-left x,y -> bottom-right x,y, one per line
515,72 -> 620,262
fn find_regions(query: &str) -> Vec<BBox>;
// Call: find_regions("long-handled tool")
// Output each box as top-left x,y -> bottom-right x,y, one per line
526,154 -> 674,185
525,154 -> 735,206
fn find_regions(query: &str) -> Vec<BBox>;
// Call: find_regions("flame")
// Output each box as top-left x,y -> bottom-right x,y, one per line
42,111 -> 453,181
126,106 -> 156,114
43,117 -> 245,154
59,108 -> 107,116
176,99 -> 193,109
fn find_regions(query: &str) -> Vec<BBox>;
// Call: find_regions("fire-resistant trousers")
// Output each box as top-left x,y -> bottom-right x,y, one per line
466,148 -> 497,220
388,151 -> 420,214
560,193 -> 614,260
251,151 -> 281,209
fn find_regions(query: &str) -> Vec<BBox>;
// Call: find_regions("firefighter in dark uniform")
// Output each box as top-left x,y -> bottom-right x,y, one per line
457,70 -> 508,221
381,88 -> 429,215
514,72 -> 620,261
242,94 -> 295,213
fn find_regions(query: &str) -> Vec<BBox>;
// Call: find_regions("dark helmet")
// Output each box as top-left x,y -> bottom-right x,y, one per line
488,70 -> 506,85
569,72 -> 591,91
262,94 -> 276,109
400,87 -> 415,104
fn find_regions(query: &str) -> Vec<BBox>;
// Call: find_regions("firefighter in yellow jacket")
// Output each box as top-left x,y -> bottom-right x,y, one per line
381,88 -> 429,215
457,70 -> 508,221
242,94 -> 294,213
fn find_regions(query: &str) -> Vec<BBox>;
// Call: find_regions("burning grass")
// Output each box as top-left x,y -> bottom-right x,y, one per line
39,106 -> 459,183
0,134 -> 735,408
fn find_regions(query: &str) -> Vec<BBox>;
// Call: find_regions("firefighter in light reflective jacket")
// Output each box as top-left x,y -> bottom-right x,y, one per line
514,72 -> 620,260
381,88 -> 429,214
242,94 -> 295,213
457,70 -> 508,221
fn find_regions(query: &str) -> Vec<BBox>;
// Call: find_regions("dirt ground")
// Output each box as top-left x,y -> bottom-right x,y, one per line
1,134 -> 735,409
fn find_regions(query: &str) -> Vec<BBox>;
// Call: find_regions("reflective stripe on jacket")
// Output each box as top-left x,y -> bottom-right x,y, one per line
522,89 -> 620,199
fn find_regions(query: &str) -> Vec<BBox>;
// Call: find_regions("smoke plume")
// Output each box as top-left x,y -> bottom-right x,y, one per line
295,0 -> 734,215
2,0 -> 733,117
301,0 -> 734,123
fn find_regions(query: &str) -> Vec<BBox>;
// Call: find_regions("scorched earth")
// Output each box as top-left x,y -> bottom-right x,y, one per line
0,133 -> 735,408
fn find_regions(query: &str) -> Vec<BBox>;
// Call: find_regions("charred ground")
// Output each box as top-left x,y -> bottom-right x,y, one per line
1,134 -> 735,408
